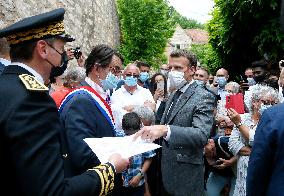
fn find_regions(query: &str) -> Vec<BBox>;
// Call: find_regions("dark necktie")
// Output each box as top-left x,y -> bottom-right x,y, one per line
166,90 -> 182,121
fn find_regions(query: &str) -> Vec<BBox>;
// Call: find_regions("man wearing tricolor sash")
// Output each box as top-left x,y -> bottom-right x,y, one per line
59,44 -> 124,195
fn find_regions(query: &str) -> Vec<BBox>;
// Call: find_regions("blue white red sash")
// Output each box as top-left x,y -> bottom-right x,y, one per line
58,86 -> 116,135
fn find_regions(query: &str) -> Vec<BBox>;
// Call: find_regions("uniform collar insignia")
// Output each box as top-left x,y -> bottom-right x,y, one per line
19,74 -> 49,91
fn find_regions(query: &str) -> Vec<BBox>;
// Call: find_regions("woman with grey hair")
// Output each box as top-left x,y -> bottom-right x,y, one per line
50,66 -> 86,108
133,105 -> 155,126
225,82 -> 240,95
61,66 -> 86,89
227,84 -> 279,196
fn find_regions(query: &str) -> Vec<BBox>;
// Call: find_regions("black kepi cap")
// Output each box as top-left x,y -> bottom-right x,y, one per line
0,8 -> 74,45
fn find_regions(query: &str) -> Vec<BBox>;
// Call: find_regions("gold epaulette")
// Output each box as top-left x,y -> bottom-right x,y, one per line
19,74 -> 49,91
88,163 -> 115,196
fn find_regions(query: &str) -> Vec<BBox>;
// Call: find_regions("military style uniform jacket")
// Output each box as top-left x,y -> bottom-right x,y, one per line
0,65 -> 114,196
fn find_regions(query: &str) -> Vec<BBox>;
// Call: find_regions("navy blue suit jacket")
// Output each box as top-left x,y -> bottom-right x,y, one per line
60,81 -> 115,177
247,103 -> 284,196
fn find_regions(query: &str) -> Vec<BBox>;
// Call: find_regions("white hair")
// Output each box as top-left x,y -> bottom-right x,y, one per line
61,66 -> 86,88
245,84 -> 279,113
225,82 -> 240,94
133,105 -> 155,124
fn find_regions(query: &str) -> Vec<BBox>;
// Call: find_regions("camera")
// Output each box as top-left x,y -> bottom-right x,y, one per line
72,47 -> 82,59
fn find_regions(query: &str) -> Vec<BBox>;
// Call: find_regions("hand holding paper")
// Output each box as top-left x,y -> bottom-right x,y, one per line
84,135 -> 161,163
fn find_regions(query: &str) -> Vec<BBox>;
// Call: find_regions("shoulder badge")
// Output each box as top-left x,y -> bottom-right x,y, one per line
19,74 -> 49,91
88,163 -> 115,196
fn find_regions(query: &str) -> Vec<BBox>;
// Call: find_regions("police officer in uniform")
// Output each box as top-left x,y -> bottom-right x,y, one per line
0,8 -> 128,196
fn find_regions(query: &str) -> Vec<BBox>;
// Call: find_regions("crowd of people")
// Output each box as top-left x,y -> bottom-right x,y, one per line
1,8 -> 284,196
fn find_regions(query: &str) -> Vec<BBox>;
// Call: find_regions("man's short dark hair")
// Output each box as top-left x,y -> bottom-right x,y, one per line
170,49 -> 197,67
10,38 -> 56,62
85,44 -> 115,75
135,61 -> 151,68
122,112 -> 141,136
251,59 -> 269,70
10,41 -> 36,62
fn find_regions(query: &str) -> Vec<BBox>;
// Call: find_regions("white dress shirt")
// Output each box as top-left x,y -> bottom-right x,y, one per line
165,80 -> 195,140
111,85 -> 154,132
85,77 -> 108,100
0,58 -> 11,66
10,62 -> 44,84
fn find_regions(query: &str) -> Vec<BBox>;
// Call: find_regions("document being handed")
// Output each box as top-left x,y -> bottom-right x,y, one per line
84,135 -> 161,163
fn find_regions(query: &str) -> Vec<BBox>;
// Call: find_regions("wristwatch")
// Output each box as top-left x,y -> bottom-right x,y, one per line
236,122 -> 243,128
137,169 -> 145,178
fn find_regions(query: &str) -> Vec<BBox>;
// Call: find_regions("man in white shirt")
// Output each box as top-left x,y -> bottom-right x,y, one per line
111,64 -> 155,133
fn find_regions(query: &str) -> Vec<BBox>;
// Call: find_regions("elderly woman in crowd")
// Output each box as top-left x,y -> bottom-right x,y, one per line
216,82 -> 240,136
225,82 -> 240,95
50,66 -> 85,108
227,84 -> 279,196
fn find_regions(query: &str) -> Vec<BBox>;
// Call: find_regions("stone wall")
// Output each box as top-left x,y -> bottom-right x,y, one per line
0,0 -> 121,56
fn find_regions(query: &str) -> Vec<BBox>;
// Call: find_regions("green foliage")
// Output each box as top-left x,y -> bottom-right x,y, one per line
207,0 -> 284,76
116,0 -> 175,68
169,6 -> 205,29
189,43 -> 222,74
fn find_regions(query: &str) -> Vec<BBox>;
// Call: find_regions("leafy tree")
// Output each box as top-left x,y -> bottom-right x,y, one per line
190,43 -> 222,74
207,0 -> 284,77
169,6 -> 205,29
116,0 -> 174,68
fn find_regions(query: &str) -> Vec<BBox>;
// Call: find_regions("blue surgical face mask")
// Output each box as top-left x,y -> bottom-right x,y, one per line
101,72 -> 119,91
259,103 -> 272,115
195,80 -> 205,86
124,76 -> 137,87
217,76 -> 227,88
247,77 -> 256,86
139,72 -> 150,83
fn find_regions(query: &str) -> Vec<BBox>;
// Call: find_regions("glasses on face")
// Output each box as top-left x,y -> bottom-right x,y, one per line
226,90 -> 234,94
125,73 -> 139,78
259,99 -> 277,105
111,66 -> 122,74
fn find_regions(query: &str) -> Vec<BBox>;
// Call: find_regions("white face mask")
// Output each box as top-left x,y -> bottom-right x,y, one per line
168,71 -> 185,88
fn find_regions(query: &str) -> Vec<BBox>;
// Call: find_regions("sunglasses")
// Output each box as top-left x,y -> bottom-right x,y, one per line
125,73 -> 139,78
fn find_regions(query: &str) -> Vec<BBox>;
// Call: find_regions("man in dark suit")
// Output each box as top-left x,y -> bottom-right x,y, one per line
0,8 -> 128,196
59,44 -> 121,175
135,49 -> 215,196
246,104 -> 284,196
59,44 -> 125,195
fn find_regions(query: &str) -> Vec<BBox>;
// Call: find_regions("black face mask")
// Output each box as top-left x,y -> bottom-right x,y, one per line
49,51 -> 69,83
253,74 -> 266,83
208,79 -> 213,84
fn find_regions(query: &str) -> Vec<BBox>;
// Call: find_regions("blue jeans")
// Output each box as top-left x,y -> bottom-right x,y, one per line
205,172 -> 236,196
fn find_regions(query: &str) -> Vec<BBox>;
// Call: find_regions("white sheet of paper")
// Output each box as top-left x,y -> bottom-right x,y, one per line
84,135 -> 161,163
